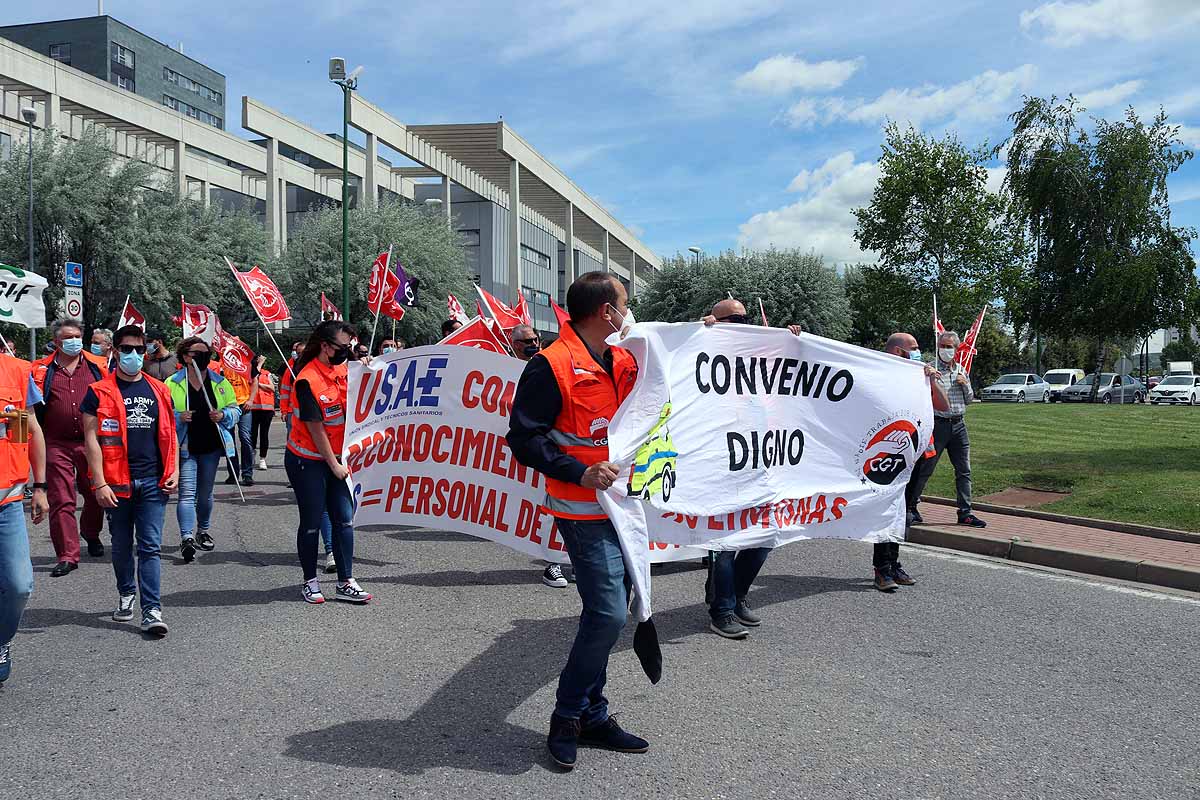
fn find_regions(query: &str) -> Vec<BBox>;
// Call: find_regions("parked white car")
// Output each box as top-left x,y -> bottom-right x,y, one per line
1149,374 -> 1200,405
1042,368 -> 1085,402
981,373 -> 1051,403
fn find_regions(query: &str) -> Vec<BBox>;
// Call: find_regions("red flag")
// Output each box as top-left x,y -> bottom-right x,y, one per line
119,297 -> 146,330
227,259 -> 290,324
436,316 -> 512,354
320,292 -> 343,321
551,299 -> 570,329
181,298 -> 217,344
933,296 -> 946,337
475,285 -> 529,333
217,333 -> 253,379
447,294 -> 470,325
367,250 -> 407,322
956,306 -> 987,376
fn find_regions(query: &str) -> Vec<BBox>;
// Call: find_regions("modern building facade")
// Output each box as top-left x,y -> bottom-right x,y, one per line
0,14 -> 657,337
0,16 -> 226,129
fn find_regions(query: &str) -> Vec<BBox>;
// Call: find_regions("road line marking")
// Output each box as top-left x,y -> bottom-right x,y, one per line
904,544 -> 1200,607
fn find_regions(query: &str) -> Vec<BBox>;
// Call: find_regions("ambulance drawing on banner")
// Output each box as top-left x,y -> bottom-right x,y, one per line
627,402 -> 678,501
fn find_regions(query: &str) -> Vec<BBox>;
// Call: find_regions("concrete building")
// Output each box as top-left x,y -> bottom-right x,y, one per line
0,15 -> 226,129
0,16 -> 656,336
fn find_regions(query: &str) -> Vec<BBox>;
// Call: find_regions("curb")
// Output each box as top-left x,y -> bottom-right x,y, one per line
922,496 -> 1200,545
907,525 -> 1200,593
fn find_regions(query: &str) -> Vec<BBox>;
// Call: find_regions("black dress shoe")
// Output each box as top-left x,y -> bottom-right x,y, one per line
547,713 -> 581,770
50,561 -> 78,577
578,715 -> 649,753
86,539 -> 105,558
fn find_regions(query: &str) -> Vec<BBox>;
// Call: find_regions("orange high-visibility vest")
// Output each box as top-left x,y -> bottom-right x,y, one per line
538,322 -> 637,520
87,373 -> 178,498
248,371 -> 276,412
0,355 -> 33,507
285,358 -> 348,460
279,357 -> 297,416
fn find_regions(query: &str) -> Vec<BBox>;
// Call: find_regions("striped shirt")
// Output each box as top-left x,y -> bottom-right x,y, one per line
933,357 -> 973,418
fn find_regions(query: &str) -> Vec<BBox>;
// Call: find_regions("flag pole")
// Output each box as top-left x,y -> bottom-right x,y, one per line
120,294 -> 131,326
367,244 -> 391,357
224,257 -> 297,380
190,358 -> 244,503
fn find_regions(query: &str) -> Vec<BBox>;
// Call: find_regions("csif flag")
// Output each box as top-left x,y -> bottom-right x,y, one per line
320,292 -> 343,321
436,316 -> 512,355
227,258 -> 290,324
447,294 -> 470,325
119,297 -> 146,330
367,250 -> 407,322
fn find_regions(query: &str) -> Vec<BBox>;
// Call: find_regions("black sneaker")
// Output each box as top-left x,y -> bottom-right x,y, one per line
958,513 -> 987,528
893,565 -> 916,586
180,537 -> 196,564
547,713 -> 581,770
113,594 -> 136,622
141,607 -> 168,636
709,614 -> 749,639
86,538 -> 105,557
578,715 -> 649,753
734,597 -> 761,627
0,642 -> 11,683
874,567 -> 899,592
908,508 -> 924,524
196,531 -> 215,551
542,564 -> 568,588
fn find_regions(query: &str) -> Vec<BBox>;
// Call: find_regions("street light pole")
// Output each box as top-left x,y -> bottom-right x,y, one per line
22,106 -> 37,359
340,82 -> 351,317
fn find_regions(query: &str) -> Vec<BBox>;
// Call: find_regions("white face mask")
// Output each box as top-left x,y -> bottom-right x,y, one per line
938,347 -> 956,363
604,304 -> 636,346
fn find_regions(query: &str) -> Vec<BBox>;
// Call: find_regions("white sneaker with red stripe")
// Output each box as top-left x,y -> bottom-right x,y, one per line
302,579 -> 325,604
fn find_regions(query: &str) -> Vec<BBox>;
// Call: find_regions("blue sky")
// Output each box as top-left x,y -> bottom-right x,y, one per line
14,0 -> 1200,264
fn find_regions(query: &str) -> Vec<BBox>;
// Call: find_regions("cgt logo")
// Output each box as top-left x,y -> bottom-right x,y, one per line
859,419 -> 919,486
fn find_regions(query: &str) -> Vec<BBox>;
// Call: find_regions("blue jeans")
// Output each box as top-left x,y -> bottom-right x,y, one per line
108,477 -> 168,612
236,411 -> 254,480
554,517 -> 629,727
176,449 -> 221,540
284,417 -> 331,553
284,451 -> 353,581
0,501 -> 32,647
708,547 -> 771,621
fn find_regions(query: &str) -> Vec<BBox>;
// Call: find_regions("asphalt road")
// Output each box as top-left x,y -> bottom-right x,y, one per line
3,459 -> 1198,800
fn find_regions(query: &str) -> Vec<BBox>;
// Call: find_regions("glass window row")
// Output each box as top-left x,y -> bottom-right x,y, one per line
163,67 -> 222,104
162,95 -> 222,128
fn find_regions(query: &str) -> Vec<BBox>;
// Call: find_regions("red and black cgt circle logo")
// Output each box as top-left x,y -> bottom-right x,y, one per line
861,420 -> 919,486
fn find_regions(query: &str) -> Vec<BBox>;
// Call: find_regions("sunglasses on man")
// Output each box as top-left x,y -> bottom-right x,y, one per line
716,313 -> 749,324
116,344 -> 147,354
514,336 -> 540,346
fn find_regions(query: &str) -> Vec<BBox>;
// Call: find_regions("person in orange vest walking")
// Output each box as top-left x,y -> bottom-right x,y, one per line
248,354 -> 277,470
32,318 -> 108,576
0,350 -> 50,682
285,320 -> 371,604
279,341 -> 334,572
81,325 -> 179,636
507,271 -> 649,770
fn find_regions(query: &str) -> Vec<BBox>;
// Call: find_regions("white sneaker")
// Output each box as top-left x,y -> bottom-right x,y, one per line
140,607 -> 168,636
113,594 -> 136,622
257,457 -> 268,470
334,578 -> 372,604
302,579 -> 325,604
324,552 -> 338,574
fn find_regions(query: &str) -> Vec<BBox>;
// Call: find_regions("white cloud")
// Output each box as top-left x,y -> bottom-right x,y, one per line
1175,124 -> 1200,149
783,64 -> 1038,129
1020,0 -> 1200,47
734,54 -> 863,94
1077,79 -> 1144,109
739,152 -> 880,264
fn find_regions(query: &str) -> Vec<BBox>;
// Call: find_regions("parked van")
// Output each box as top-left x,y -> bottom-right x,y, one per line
1042,368 -> 1085,402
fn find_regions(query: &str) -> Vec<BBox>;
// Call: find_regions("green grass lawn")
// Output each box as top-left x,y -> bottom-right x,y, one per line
921,402 -> 1200,532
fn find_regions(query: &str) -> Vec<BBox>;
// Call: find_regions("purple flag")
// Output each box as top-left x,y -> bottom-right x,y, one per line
392,261 -> 419,307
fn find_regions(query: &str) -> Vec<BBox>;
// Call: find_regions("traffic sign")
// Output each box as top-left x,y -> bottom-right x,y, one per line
64,286 -> 83,318
64,262 -> 83,288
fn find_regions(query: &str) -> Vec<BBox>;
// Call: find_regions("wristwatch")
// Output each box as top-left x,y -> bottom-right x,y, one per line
31,482 -> 47,490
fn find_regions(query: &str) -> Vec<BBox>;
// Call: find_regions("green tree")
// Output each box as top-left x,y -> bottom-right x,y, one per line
852,123 -> 1012,326
0,127 -> 268,342
1160,334 -> 1200,373
635,249 -> 851,340
267,199 -> 474,347
1003,96 -> 1198,400
843,264 -> 926,349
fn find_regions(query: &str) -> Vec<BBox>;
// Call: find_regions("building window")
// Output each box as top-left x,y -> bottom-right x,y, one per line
162,95 -> 221,128
521,287 -> 551,307
521,244 -> 551,269
0,133 -> 11,162
110,42 -> 135,68
114,75 -> 136,92
48,43 -> 71,64
459,229 -> 481,247
162,67 -> 222,104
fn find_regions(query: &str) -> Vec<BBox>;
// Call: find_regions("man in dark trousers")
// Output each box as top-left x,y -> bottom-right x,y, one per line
507,272 -> 649,771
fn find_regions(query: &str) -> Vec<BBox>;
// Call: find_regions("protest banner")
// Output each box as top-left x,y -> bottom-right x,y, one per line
598,322 -> 935,619
0,263 -> 48,329
343,345 -> 705,564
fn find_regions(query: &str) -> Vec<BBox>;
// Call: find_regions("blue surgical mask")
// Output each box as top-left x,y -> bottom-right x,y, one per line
382,346 -> 396,354
908,349 -> 923,361
146,342 -> 158,356
118,351 -> 144,376
90,344 -> 106,356
60,337 -> 83,356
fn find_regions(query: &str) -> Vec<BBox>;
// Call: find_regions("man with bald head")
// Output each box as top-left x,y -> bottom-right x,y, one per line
877,332 -> 950,591
700,296 -> 800,638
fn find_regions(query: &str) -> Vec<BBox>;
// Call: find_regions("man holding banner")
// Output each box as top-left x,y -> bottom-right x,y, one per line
508,271 -> 649,771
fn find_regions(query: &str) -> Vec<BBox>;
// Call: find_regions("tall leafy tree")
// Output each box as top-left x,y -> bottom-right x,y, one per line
853,123 -> 1012,325
1003,96 -> 1197,398
636,249 -> 851,340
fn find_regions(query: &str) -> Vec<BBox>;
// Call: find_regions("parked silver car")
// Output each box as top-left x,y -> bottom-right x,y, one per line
1060,373 -> 1146,404
1149,375 -> 1200,405
981,373 -> 1051,403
